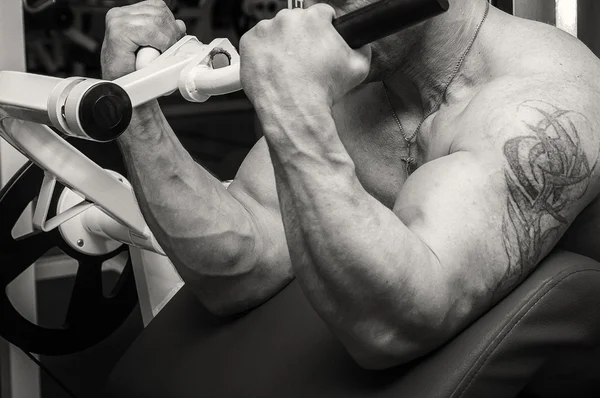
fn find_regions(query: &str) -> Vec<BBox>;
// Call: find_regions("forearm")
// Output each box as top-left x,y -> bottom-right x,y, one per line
118,101 -> 264,307
261,108 -> 445,367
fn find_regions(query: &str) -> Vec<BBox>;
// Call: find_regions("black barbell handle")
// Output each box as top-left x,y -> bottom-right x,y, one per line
333,0 -> 450,49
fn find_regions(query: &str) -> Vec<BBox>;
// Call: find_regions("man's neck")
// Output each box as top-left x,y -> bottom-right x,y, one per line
383,0 -> 492,116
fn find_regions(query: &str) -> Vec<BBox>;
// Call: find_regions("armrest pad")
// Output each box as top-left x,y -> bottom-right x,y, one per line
105,251 -> 600,398
391,250 -> 600,397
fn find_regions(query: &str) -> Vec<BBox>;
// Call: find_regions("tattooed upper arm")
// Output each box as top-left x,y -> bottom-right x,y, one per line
395,90 -> 600,321
494,99 -> 599,297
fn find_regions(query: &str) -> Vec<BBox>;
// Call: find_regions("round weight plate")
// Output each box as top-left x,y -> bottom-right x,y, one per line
0,139 -> 138,355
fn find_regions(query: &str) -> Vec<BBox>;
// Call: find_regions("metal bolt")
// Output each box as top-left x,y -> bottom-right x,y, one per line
77,239 -> 84,247
209,48 -> 231,69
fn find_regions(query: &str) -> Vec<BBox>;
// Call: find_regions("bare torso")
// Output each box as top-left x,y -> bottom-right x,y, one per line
325,11 -> 600,264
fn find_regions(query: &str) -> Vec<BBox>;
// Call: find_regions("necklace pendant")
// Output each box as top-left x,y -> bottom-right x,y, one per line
401,141 -> 417,176
401,156 -> 417,176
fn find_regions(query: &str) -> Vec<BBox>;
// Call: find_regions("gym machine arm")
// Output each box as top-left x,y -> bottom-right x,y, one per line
0,35 -> 240,255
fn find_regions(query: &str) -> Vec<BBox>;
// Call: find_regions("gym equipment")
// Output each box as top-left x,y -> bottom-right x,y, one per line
105,251 -> 600,398
0,139 -> 138,355
0,0 -> 449,355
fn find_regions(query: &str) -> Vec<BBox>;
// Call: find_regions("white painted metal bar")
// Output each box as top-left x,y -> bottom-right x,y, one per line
556,0 -> 578,37
288,0 -> 304,9
0,119 -> 150,236
0,73 -> 61,125
0,0 -> 40,396
117,53 -> 198,107
118,35 -> 207,106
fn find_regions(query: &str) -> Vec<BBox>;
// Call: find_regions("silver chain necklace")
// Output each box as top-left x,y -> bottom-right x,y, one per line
383,1 -> 490,176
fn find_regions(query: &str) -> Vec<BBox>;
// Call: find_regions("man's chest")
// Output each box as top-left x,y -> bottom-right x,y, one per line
339,126 -> 410,208
334,107 -> 456,209
333,88 -> 457,209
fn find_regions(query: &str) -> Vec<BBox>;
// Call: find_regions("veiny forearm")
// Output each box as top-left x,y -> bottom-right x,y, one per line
118,101 -> 266,311
261,108 -> 446,368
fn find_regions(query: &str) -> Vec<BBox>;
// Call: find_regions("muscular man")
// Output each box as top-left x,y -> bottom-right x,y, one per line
101,0 -> 600,369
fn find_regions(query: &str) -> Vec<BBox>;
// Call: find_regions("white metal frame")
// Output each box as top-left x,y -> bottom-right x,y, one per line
555,0 -> 578,36
0,2 -> 40,398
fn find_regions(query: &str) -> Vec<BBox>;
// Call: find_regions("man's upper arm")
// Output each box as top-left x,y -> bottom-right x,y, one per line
394,94 -> 600,324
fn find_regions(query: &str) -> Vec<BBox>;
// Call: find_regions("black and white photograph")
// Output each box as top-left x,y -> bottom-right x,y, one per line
1,0 -> 600,397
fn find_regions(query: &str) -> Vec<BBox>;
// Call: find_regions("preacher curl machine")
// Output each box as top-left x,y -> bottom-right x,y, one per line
0,0 -> 449,355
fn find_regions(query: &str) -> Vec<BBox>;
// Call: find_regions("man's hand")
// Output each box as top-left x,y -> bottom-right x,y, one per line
101,0 -> 186,81
239,4 -> 371,114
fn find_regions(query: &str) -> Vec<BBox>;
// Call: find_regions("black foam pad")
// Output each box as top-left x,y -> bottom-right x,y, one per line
106,282 -> 403,397
105,251 -> 600,398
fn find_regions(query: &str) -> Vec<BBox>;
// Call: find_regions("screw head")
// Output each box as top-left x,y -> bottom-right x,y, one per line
209,48 -> 231,69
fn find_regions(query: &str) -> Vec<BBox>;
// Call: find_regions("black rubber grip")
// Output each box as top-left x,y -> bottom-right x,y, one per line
333,0 -> 450,49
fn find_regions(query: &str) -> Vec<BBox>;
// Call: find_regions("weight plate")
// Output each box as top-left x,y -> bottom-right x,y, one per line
0,139 -> 138,355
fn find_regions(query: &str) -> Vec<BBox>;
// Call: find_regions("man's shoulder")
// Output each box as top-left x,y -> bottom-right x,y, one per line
495,15 -> 600,81
478,16 -> 600,110
451,69 -> 600,171
461,67 -> 600,136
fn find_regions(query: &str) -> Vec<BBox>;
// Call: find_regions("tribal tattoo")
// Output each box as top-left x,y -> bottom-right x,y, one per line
495,101 -> 596,297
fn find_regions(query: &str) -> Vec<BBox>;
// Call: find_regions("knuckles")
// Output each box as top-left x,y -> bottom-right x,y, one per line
104,7 -> 124,27
105,0 -> 173,29
250,5 -> 336,41
306,3 -> 335,18
147,0 -> 167,7
253,18 -> 271,32
104,5 -> 177,42
101,0 -> 173,79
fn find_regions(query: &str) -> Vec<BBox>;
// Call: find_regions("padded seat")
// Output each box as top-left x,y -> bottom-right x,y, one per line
105,251 -> 600,398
